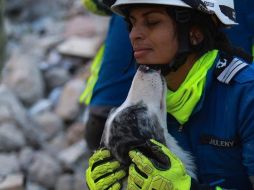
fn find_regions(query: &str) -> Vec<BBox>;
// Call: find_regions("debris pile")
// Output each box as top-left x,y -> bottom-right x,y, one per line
0,0 -> 110,189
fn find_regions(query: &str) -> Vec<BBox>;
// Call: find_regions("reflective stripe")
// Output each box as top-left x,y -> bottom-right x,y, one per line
79,45 -> 105,105
217,58 -> 248,84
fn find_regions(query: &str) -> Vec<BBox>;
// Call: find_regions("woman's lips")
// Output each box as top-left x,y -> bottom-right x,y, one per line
134,48 -> 152,59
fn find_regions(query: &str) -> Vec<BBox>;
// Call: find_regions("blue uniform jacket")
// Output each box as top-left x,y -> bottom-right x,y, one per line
224,0 -> 254,54
91,14 -> 136,106
167,52 -> 254,189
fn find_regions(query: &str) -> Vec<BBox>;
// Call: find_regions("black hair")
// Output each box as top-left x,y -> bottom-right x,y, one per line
168,7 -> 253,63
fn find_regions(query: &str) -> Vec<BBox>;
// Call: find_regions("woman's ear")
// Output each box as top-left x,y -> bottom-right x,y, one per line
189,26 -> 204,46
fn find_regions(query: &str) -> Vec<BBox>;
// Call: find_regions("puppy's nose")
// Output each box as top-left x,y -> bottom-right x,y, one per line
139,65 -> 151,73
139,65 -> 161,74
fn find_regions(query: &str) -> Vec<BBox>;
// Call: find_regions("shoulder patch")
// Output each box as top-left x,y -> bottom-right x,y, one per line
215,56 -> 248,84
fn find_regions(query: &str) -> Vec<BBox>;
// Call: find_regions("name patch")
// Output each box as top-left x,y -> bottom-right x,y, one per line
200,135 -> 239,148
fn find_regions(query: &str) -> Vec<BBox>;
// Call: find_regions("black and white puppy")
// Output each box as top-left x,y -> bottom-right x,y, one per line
100,65 -> 196,179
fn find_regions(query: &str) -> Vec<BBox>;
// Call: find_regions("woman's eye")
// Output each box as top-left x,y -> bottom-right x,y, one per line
145,20 -> 160,26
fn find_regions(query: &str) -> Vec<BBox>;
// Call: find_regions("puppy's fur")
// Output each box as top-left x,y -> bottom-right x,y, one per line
101,65 -> 196,180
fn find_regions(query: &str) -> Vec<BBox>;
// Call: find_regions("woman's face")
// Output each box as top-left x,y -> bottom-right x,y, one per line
129,6 -> 179,65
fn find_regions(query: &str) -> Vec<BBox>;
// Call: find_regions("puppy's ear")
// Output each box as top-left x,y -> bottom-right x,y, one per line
144,140 -> 171,170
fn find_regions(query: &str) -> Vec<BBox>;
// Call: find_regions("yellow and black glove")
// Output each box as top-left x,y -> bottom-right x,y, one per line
127,139 -> 191,190
127,139 -> 224,190
86,149 -> 126,190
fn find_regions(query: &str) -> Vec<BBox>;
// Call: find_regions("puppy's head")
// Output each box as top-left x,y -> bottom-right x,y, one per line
125,65 -> 167,122
101,65 -> 168,165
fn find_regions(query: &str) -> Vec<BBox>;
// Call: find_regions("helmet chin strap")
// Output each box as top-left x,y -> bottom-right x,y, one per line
167,23 -> 191,73
157,9 -> 192,76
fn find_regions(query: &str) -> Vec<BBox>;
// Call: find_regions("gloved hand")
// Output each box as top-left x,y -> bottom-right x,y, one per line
127,139 -> 191,190
86,149 -> 126,190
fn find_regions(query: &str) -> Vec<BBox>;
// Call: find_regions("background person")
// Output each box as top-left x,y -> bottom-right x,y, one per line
85,0 -> 254,189
80,0 -> 136,151
224,0 -> 254,56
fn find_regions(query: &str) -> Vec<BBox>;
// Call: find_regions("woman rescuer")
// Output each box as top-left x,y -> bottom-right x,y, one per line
85,0 -> 254,189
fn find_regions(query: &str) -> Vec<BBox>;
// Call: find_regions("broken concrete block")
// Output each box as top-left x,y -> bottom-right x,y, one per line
0,174 -> 24,190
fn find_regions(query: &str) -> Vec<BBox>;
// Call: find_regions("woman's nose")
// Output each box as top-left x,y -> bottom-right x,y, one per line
129,26 -> 144,42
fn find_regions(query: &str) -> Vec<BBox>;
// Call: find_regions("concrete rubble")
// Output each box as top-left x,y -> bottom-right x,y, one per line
0,0 -> 110,189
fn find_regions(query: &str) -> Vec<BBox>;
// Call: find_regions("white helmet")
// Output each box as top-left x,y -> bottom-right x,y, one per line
111,0 -> 237,26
